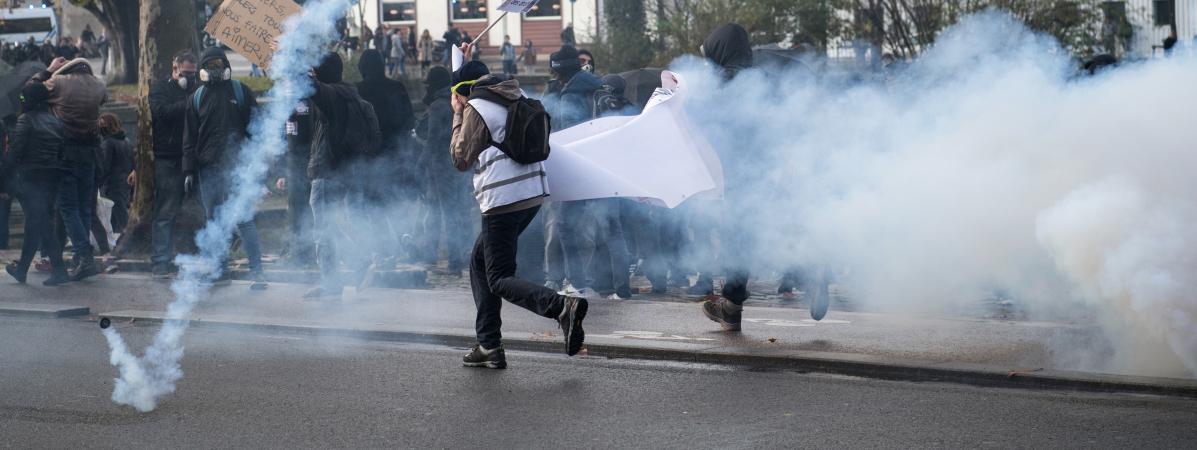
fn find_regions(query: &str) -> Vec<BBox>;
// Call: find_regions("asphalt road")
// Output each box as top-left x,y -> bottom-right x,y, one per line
1,316 -> 1194,449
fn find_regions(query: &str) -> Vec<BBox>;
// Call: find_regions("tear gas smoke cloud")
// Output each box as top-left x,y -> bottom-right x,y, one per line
100,0 -> 352,412
675,12 -> 1197,378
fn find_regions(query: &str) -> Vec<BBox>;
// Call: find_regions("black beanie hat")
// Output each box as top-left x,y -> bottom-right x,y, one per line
601,74 -> 626,96
314,52 -> 343,84
450,60 -> 489,96
199,46 -> 230,69
20,82 -> 49,111
550,45 -> 581,75
425,66 -> 451,91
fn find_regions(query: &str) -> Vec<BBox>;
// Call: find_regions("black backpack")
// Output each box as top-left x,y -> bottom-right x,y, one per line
341,97 -> 382,158
471,89 -> 552,164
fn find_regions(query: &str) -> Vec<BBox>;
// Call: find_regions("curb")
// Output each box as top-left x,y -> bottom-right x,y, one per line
0,304 -> 90,318
108,260 -> 428,288
98,310 -> 1197,399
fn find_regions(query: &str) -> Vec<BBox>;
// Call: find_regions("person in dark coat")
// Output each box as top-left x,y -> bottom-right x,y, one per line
97,112 -> 132,232
304,52 -> 377,300
3,83 -> 69,285
182,46 -> 267,288
415,66 -> 473,273
275,99 -> 315,267
356,49 -> 415,261
148,50 -> 197,277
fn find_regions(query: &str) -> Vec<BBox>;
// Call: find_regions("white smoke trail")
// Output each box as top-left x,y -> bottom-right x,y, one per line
102,0 -> 351,412
676,12 -> 1197,378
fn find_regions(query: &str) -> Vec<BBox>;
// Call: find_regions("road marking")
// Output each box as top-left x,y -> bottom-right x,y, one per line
745,318 -> 852,326
588,331 -> 716,341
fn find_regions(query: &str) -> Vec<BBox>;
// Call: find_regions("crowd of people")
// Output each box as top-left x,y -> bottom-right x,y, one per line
0,21 -> 820,366
2,26 -> 109,72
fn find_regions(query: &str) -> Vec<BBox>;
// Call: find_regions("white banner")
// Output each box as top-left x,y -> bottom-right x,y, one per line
544,72 -> 723,208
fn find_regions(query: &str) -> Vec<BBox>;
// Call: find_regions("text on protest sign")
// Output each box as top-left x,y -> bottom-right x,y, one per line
204,0 -> 302,69
499,0 -> 541,14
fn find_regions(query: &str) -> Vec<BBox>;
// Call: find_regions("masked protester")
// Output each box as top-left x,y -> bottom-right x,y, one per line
577,49 -> 595,74
26,56 -> 106,281
276,98 -> 316,268
540,45 -> 605,297
3,83 -> 69,285
303,52 -> 382,301
147,50 -> 198,277
415,66 -> 473,274
182,47 -> 267,289
448,51 -> 588,369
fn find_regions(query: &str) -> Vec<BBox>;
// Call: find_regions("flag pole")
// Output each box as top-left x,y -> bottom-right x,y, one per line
470,11 -> 509,46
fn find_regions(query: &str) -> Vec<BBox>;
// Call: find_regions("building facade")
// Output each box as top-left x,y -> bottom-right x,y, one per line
352,0 -> 599,51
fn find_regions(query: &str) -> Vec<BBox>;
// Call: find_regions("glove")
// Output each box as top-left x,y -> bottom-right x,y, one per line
184,175 -> 196,197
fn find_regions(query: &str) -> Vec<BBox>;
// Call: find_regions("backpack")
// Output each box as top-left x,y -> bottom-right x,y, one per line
192,79 -> 246,114
593,85 -> 633,117
341,97 -> 382,158
471,89 -> 552,164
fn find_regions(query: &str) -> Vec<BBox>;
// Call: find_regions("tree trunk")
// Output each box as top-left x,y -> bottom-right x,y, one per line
79,0 -> 140,84
114,0 -> 199,257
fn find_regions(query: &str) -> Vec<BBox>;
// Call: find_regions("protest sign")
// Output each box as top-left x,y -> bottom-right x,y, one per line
498,0 -> 541,14
204,0 -> 302,69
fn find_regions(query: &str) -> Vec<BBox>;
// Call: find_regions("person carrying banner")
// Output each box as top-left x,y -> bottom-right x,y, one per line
450,45 -> 588,369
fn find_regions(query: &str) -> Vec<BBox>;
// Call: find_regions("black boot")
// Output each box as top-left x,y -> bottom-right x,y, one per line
6,263 -> 27,284
70,256 -> 100,281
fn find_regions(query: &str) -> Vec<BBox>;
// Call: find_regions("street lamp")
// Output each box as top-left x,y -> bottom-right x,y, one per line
570,0 -> 576,29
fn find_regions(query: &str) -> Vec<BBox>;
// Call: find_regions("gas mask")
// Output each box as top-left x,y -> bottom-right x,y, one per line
199,66 -> 231,85
176,73 -> 197,90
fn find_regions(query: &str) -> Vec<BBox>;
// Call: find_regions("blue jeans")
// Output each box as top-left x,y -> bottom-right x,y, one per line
544,200 -> 590,288
309,177 -> 369,291
196,166 -> 263,272
57,159 -> 96,260
583,199 -> 631,298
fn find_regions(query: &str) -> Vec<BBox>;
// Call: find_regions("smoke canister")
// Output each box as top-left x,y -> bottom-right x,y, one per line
99,317 -> 111,329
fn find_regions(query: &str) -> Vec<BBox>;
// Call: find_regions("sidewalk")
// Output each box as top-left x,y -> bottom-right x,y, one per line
2,271 -> 1194,397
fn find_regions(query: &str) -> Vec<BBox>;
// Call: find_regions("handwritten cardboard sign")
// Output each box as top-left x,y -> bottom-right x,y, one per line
204,0 -> 302,69
498,0 -> 540,14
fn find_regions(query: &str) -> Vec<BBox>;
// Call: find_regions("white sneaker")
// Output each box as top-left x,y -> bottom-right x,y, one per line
606,293 -> 628,300
558,282 -> 582,296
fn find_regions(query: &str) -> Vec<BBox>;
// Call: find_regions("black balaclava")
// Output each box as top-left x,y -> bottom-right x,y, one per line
423,66 -> 451,104
358,49 -> 386,81
314,52 -> 344,84
550,45 -> 581,81
578,49 -> 595,73
20,82 -> 49,113
702,23 -> 753,79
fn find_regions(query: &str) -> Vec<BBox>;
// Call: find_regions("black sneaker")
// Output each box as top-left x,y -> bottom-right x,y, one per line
701,297 -> 742,332
43,271 -> 70,286
557,296 -> 588,356
6,263 -> 27,284
69,258 -> 100,281
462,344 -> 507,369
151,264 -> 172,280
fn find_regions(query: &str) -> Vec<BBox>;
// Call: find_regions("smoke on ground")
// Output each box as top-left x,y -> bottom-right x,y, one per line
101,0 -> 351,412
674,12 -> 1197,378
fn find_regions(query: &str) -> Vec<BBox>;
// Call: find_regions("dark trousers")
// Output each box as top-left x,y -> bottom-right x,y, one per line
544,200 -> 589,287
285,156 -> 314,263
105,185 -> 130,232
15,169 -> 65,273
56,159 -> 96,260
197,166 -> 263,272
584,199 -> 631,298
151,157 -> 185,267
471,205 -> 565,349
0,195 -> 12,249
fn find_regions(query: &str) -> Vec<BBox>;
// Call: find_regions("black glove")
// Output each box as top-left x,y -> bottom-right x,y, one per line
184,175 -> 196,197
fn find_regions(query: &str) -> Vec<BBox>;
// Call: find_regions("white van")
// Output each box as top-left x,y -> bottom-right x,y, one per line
0,6 -> 58,45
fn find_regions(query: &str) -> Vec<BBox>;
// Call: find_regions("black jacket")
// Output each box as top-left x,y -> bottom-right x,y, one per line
96,132 -> 133,195
285,99 -> 314,163
543,70 -> 603,130
4,107 -> 65,172
306,80 -> 361,180
182,80 -> 256,174
415,88 -> 453,192
149,77 -> 194,159
356,53 -> 414,144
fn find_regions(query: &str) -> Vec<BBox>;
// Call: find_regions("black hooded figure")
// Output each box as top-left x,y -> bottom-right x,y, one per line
693,23 -> 755,329
355,49 -> 414,146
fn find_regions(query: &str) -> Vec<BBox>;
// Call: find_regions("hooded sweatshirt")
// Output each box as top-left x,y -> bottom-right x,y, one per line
543,69 -> 603,130
702,23 -> 754,80
307,52 -> 367,180
355,50 -> 413,143
182,49 -> 256,174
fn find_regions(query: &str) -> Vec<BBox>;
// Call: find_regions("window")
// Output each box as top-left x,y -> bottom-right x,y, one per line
1153,0 -> 1175,27
450,0 -> 487,21
0,17 -> 52,35
382,1 -> 416,22
525,0 -> 561,18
